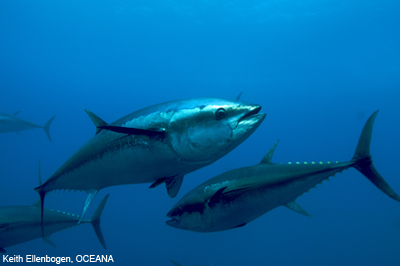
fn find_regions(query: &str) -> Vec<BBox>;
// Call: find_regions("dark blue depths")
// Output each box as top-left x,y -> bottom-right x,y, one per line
0,1 -> 400,265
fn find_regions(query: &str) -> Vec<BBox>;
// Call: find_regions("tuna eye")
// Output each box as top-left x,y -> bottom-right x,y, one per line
215,108 -> 227,120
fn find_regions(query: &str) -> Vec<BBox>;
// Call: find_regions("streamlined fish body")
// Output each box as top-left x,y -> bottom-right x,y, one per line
0,195 -> 109,253
0,112 -> 55,142
166,111 -> 400,232
35,98 -> 265,231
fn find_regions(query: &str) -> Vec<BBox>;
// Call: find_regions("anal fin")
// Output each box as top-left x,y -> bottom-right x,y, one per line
44,237 -> 57,248
285,201 -> 311,217
79,190 -> 99,224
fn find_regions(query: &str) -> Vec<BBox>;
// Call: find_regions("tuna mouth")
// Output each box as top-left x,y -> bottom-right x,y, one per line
241,106 -> 262,121
166,218 -> 179,227
236,105 -> 266,127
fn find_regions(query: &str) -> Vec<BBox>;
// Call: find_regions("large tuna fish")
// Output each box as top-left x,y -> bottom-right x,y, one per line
35,97 -> 266,236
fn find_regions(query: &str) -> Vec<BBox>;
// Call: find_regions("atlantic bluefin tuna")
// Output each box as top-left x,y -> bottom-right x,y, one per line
34,97 -> 266,237
166,111 -> 400,232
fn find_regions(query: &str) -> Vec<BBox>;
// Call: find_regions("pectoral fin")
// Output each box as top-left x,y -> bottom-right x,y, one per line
208,187 -> 228,208
166,175 -> 183,198
149,174 -> 184,198
285,201 -> 311,217
97,125 -> 166,137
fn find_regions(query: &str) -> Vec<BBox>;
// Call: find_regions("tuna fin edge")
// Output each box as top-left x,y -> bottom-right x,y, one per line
352,110 -> 400,202
43,116 -> 55,143
285,201 -> 311,217
90,194 -> 110,250
149,177 -> 168,189
208,187 -> 228,208
260,140 -> 280,164
233,223 -> 247,228
84,109 -> 108,135
44,237 -> 57,248
34,160 -> 46,240
79,190 -> 99,224
169,260 -> 183,266
97,125 -> 166,137
38,190 -> 46,241
166,175 -> 184,198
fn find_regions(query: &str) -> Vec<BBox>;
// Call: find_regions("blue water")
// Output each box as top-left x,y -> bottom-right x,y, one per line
1,1 -> 400,265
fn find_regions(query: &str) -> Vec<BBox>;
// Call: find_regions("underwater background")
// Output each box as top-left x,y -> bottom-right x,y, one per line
1,0 -> 400,265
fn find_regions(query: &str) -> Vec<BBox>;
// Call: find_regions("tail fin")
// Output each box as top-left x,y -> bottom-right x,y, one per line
90,194 -> 110,250
35,159 -> 46,241
42,116 -> 55,143
352,110 -> 400,201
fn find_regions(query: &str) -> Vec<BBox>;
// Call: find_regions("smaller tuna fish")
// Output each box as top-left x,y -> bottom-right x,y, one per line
0,194 -> 109,253
0,111 -> 55,142
166,110 -> 400,232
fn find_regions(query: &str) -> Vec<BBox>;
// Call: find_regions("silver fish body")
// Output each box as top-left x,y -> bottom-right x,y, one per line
35,97 -> 265,231
166,111 -> 400,232
38,98 -> 264,194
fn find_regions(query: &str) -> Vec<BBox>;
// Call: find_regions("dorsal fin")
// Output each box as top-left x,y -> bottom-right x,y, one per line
259,140 -> 280,164
12,111 -> 20,116
84,109 -> 108,135
236,92 -> 243,100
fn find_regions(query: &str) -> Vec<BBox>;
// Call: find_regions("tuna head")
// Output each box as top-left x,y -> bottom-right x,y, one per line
166,192 -> 214,232
168,98 -> 265,165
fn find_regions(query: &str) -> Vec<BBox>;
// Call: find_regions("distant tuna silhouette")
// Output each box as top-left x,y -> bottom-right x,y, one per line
0,111 -> 55,142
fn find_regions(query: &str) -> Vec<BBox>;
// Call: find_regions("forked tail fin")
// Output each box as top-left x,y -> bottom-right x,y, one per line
352,110 -> 400,201
90,194 -> 110,249
42,116 -> 56,143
